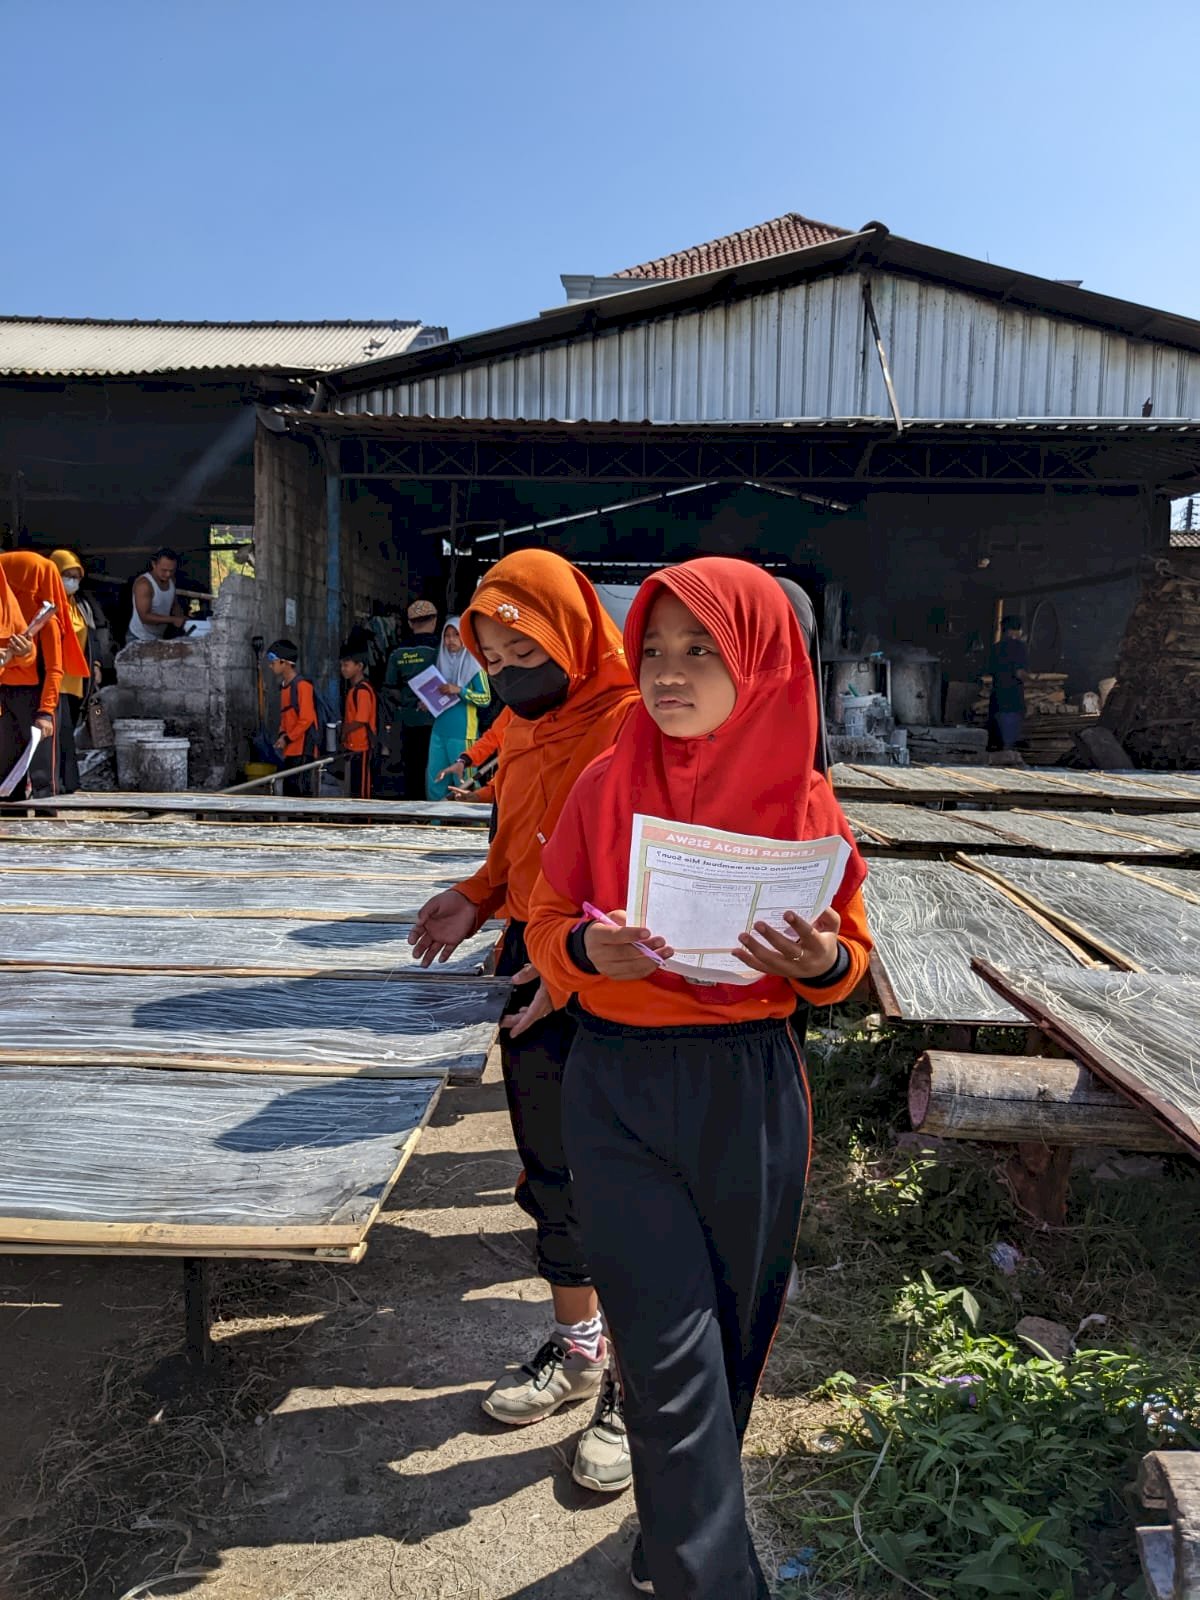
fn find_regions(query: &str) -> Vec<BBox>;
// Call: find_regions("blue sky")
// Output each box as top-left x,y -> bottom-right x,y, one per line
3,0 -> 1196,338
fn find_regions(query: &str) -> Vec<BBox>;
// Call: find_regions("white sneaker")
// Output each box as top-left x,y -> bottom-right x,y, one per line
572,1366 -> 631,1493
481,1337 -> 606,1426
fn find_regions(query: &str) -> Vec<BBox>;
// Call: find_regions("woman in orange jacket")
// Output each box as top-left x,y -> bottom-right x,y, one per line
0,551 -> 89,798
525,558 -> 872,1598
409,549 -> 640,1493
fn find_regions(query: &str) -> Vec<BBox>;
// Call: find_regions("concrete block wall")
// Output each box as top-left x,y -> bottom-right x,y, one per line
111,572 -> 262,788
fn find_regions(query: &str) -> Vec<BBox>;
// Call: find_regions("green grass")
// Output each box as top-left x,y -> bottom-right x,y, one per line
755,1014 -> 1200,1599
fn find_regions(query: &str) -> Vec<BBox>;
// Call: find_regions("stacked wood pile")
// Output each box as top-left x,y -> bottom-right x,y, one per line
971,672 -> 1100,766
905,726 -> 988,764
1105,553 -> 1200,769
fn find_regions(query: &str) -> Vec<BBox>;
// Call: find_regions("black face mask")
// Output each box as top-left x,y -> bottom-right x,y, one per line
491,660 -> 571,720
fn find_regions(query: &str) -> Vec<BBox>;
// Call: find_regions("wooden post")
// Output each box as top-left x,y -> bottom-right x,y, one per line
1138,1451 -> 1200,1599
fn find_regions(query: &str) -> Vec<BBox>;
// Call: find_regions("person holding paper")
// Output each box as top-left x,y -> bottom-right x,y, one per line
525,557 -> 872,1600
408,549 -> 640,1494
424,616 -> 491,800
0,551 -> 89,799
383,598 -> 440,798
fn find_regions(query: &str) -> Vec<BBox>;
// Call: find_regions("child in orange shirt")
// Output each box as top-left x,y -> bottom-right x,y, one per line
525,558 -> 872,1599
267,639 -> 320,796
339,649 -> 377,799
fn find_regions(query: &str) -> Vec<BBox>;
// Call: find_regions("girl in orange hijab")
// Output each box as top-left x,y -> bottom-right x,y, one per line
409,548 -> 640,1492
525,559 -> 872,1599
0,551 -> 89,798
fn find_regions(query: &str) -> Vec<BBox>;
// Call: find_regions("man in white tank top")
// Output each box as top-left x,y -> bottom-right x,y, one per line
128,548 -> 187,643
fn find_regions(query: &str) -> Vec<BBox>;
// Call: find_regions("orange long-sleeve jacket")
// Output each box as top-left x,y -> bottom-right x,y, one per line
526,850 -> 872,1028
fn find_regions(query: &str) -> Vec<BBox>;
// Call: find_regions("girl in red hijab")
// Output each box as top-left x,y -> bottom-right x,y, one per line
525,558 -> 872,1599
408,549 -> 641,1493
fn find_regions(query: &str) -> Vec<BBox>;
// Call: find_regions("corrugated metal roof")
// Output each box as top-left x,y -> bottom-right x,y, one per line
613,211 -> 850,280
332,225 -> 1200,401
0,318 -> 447,377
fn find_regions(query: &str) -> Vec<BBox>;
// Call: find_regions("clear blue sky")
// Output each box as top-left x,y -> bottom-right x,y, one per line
3,0 -> 1196,338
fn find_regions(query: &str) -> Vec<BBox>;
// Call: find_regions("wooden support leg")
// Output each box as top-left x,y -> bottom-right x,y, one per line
182,1257 -> 213,1371
1006,1143 -> 1073,1226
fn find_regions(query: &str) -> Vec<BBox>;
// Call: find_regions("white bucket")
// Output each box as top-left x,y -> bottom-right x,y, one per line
136,737 -> 191,792
842,704 -> 867,738
113,718 -> 166,743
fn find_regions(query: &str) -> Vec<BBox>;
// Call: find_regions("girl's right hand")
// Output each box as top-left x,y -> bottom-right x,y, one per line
437,760 -> 466,783
584,910 -> 672,981
409,888 -> 478,966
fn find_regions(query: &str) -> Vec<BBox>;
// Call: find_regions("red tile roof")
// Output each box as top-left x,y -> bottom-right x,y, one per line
613,212 -> 851,281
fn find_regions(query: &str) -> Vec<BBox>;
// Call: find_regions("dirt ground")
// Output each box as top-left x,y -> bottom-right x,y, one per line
5,1053 -> 777,1600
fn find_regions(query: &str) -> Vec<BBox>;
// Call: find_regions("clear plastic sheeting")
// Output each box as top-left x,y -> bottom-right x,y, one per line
865,859 -> 1091,1024
0,818 -> 490,855
0,1064 -> 443,1231
0,971 -> 507,1080
0,912 -> 499,977
975,966 -> 1200,1156
973,858 -> 1200,975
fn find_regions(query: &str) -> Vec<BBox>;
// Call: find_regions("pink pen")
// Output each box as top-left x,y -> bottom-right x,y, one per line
582,901 -> 667,966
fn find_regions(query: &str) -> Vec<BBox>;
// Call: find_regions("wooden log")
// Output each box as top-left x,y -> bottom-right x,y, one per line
1138,1451 -> 1200,1600
909,1052 -> 1179,1151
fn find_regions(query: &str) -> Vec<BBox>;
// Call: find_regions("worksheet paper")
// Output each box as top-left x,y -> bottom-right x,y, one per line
408,665 -> 458,719
626,813 -> 851,985
0,727 -> 43,799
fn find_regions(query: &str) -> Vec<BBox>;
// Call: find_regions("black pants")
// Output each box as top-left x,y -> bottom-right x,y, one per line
562,1012 -> 811,1600
402,724 -> 432,801
342,750 -> 372,799
58,695 -> 82,794
0,684 -> 57,799
496,924 -> 590,1289
281,754 -> 317,797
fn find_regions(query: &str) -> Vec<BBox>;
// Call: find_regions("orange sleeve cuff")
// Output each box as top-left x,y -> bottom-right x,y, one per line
791,888 -> 874,1007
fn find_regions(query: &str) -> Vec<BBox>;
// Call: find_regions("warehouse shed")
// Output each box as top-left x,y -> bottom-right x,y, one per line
252,219 -> 1200,764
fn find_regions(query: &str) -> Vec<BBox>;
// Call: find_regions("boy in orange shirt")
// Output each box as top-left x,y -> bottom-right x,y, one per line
339,648 -> 377,799
267,640 -> 320,796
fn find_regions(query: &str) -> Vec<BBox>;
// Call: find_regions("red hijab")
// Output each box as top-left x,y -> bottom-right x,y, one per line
460,549 -> 640,918
541,556 -> 867,935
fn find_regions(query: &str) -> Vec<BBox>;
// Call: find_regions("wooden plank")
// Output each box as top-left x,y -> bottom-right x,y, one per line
863,859 -> 1094,1025
3,793 -> 491,826
833,768 -> 1200,811
0,1241 -> 369,1263
0,819 -> 489,854
1111,864 -> 1200,905
0,1062 -> 444,1243
0,913 -> 500,978
0,971 -> 506,1083
972,963 -> 1200,1158
965,856 -> 1200,975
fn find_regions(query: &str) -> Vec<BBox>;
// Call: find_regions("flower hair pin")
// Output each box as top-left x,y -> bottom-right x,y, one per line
496,602 -> 521,624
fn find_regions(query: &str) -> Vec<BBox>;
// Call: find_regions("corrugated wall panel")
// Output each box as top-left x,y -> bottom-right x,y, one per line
340,268 -> 1200,423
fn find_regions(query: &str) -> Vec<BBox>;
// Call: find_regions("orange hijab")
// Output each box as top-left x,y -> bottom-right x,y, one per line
461,549 -> 640,919
0,551 -> 90,680
540,557 -> 867,1002
0,566 -> 28,641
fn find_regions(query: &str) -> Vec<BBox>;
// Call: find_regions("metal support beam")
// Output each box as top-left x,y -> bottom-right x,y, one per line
325,470 -> 342,698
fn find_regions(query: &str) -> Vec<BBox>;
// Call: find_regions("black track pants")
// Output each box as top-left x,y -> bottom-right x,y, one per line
496,924 -> 590,1289
562,1011 -> 811,1600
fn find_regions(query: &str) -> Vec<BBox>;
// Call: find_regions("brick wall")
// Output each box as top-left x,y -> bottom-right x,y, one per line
110,572 -> 261,787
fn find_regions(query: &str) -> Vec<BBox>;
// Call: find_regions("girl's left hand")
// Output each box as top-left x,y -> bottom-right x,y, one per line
440,683 -> 462,700
734,907 -> 842,981
502,965 -> 554,1038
